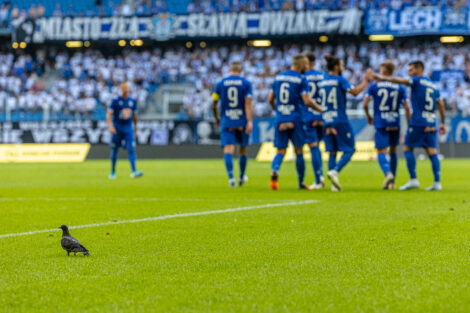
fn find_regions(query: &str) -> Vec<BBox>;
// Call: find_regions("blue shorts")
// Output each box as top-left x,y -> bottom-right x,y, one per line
375,127 -> 400,149
324,123 -> 355,153
304,122 -> 323,144
404,126 -> 438,149
274,122 -> 305,149
220,128 -> 249,147
111,129 -> 135,150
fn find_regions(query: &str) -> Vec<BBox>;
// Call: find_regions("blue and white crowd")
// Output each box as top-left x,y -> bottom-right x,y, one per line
1,43 -> 470,119
1,0 -> 469,28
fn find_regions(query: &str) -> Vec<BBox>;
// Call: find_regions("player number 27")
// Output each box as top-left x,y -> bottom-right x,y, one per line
319,87 -> 337,110
377,88 -> 398,111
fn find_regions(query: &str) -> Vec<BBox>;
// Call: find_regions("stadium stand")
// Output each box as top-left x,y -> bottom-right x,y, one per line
0,0 -> 469,23
1,42 -> 470,122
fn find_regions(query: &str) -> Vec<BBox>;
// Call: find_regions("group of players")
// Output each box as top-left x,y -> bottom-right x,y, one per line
211,53 -> 446,191
105,52 -> 445,191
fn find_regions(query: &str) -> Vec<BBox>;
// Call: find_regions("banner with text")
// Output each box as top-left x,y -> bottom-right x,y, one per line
365,7 -> 470,36
0,120 -> 196,145
12,9 -> 362,43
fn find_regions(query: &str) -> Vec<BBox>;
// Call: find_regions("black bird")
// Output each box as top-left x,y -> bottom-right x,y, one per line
59,225 -> 90,256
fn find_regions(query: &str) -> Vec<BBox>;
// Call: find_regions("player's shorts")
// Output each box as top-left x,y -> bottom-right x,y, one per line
404,126 -> 438,149
323,122 -> 355,153
304,121 -> 324,144
374,127 -> 400,149
220,127 -> 249,147
111,129 -> 135,150
274,122 -> 305,149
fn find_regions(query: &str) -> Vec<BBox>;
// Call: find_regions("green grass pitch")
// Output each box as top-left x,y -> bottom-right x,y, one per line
0,159 -> 469,313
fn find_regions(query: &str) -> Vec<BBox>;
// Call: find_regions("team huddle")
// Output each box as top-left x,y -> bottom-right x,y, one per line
212,53 -> 446,191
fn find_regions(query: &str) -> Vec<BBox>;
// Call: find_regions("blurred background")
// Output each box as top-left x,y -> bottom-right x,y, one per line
0,0 -> 469,150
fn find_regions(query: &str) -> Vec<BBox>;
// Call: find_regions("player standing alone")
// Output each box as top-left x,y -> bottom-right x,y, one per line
373,61 -> 446,191
107,81 -> 143,179
318,55 -> 372,191
363,61 -> 410,189
268,54 -> 322,190
303,52 -> 325,189
212,61 -> 253,187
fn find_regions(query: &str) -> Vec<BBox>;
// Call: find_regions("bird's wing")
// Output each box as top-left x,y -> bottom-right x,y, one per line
69,236 -> 88,252
61,236 -> 79,250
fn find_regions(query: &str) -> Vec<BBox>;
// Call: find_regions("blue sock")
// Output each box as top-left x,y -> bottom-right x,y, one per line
310,146 -> 323,184
328,153 -> 337,171
296,153 -> 305,184
239,155 -> 247,179
271,153 -> 284,173
224,153 -> 234,179
404,150 -> 417,179
335,151 -> 354,172
429,154 -> 441,182
390,153 -> 398,177
378,153 -> 391,176
127,145 -> 137,172
110,146 -> 119,173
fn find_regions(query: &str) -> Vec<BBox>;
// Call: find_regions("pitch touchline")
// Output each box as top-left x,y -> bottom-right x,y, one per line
0,197 -> 288,202
0,200 -> 319,239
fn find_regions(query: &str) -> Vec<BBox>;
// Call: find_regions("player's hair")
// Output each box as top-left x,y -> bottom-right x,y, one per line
305,52 -> 316,64
324,55 -> 340,71
230,61 -> 243,73
292,54 -> 306,67
380,60 -> 395,75
409,60 -> 424,70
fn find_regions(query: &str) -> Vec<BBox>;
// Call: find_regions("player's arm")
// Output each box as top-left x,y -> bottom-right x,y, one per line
373,73 -> 411,86
301,94 -> 322,112
363,96 -> 373,125
106,105 -> 116,134
437,98 -> 446,134
245,96 -> 253,135
349,69 -> 373,96
212,92 -> 220,127
403,100 -> 411,124
268,91 -> 275,110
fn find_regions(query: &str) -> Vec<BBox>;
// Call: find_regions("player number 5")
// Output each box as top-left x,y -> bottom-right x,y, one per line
425,88 -> 434,111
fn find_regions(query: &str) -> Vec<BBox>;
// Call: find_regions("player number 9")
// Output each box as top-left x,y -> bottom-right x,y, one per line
228,87 -> 238,108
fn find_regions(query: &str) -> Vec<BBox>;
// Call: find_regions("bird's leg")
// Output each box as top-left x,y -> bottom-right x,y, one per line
74,252 -> 76,256
67,251 -> 70,256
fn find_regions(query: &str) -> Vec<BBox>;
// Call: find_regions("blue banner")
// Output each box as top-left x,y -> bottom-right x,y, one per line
365,7 -> 470,36
12,9 -> 363,43
448,117 -> 470,143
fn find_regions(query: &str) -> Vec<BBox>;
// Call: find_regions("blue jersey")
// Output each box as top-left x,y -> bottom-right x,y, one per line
302,70 -> 325,123
108,96 -> 138,131
272,70 -> 309,123
213,75 -> 252,129
408,76 -> 442,127
317,74 -> 351,125
366,81 -> 407,128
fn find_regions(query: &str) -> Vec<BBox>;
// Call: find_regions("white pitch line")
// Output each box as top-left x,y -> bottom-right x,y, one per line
0,200 -> 319,239
0,197 -> 219,202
